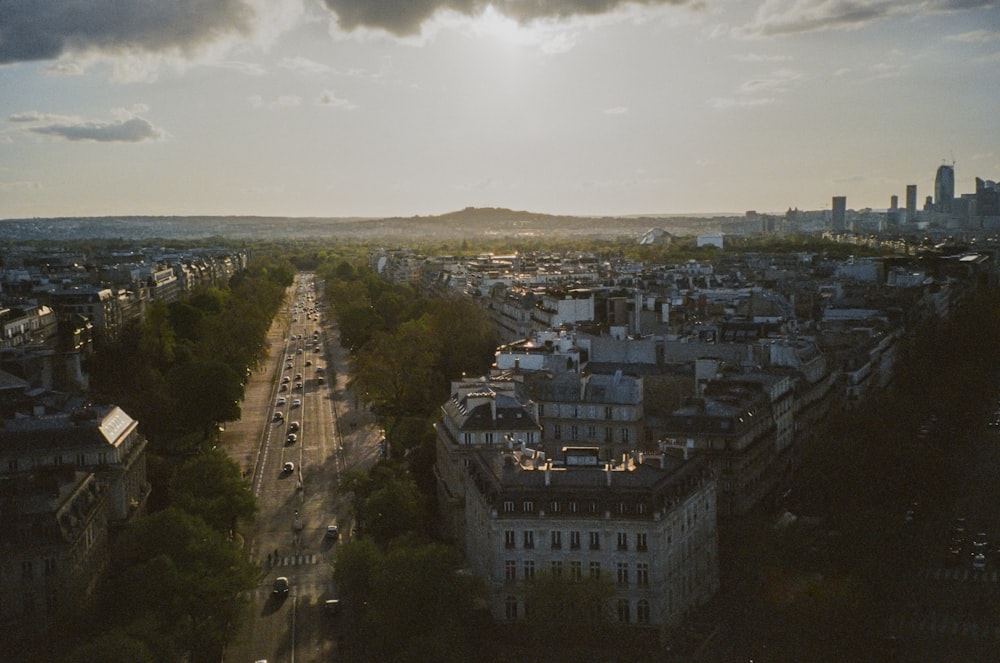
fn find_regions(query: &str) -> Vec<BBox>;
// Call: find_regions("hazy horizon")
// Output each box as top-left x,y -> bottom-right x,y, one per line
2,1 -> 998,220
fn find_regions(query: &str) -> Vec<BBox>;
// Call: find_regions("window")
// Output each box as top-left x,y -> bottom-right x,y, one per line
76,454 -> 86,467
571,425 -> 578,441
637,599 -> 651,624
589,561 -> 601,580
605,406 -> 613,420
549,500 -> 561,513
616,502 -> 627,515
463,433 -> 474,445
53,455 -> 62,466
637,503 -> 647,515
605,427 -> 613,443
523,531 -> 534,549
21,561 -> 32,581
7,459 -> 17,472
538,404 -> 544,416
504,500 -> 515,513
570,531 -> 581,549
570,561 -> 583,581
589,531 -> 600,550
637,563 -> 649,587
523,560 -> 535,581
484,432 -> 494,445
587,425 -> 597,439
505,560 -> 517,582
588,501 -> 599,515
621,428 -> 630,444
523,501 -> 534,513
505,596 -> 518,620
44,558 -> 57,577
569,501 -> 579,514
98,452 -> 107,465
636,533 -> 648,552
551,531 -> 562,550
505,530 -> 516,548
617,599 -> 631,623
554,424 -> 562,440
617,562 -> 629,585
551,560 -> 563,577
617,532 -> 628,550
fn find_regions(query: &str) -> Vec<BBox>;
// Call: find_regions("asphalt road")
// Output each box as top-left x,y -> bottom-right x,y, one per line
221,273 -> 383,663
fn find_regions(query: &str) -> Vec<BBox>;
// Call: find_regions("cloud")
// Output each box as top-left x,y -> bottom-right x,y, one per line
317,90 -> 357,109
948,29 -> 1000,42
711,68 -> 801,109
733,53 -> 793,62
320,0 -> 704,37
249,94 -> 303,109
29,116 -> 165,142
603,106 -> 628,114
0,0 -> 262,65
735,0 -> 1000,38
279,56 -> 331,74
0,180 -> 42,191
9,111 -> 79,123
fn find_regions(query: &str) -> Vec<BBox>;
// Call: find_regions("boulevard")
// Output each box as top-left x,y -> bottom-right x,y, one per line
221,273 -> 383,663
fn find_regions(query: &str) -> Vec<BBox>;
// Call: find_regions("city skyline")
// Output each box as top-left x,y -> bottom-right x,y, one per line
1,0 -> 999,220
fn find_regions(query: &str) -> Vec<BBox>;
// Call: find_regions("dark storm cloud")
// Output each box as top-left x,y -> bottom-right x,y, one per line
0,0 -> 254,64
321,0 -> 702,36
30,117 -> 163,142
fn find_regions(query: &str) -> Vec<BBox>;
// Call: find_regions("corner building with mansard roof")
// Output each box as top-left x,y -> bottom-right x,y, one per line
435,376 -> 719,632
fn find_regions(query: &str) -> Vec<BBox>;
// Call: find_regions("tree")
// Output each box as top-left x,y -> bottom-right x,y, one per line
106,508 -> 258,662
364,543 -> 487,663
139,298 -> 176,372
65,629 -> 155,663
168,448 -> 256,533
166,360 -> 243,439
522,574 -> 616,660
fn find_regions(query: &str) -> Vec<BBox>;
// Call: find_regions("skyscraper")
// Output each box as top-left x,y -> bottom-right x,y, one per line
906,185 -> 917,222
832,196 -> 846,232
935,164 -> 955,213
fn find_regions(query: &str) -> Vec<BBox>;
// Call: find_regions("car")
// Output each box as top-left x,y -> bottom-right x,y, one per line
973,552 -> 988,571
277,397 -> 287,405
317,377 -> 325,384
287,355 -> 293,361
286,363 -> 293,369
305,360 -> 312,366
297,348 -> 303,354
314,347 -> 320,353
972,532 -> 990,554
292,399 -> 301,407
279,384 -> 288,392
273,411 -> 283,421
294,373 -> 302,380
326,524 -> 339,539
294,382 -> 303,390
273,577 -> 289,596
283,461 -> 295,473
281,376 -> 290,384
286,433 -> 297,444
324,599 -> 341,615
288,421 -> 299,432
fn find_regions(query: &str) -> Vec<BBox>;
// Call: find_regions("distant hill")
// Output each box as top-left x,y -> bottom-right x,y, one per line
0,207 -> 731,242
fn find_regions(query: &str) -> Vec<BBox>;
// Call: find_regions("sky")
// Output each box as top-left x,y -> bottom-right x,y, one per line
1,0 -> 999,220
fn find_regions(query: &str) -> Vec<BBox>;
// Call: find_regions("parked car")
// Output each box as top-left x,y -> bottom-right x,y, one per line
273,411 -> 283,421
973,552 -> 988,571
277,397 -> 287,406
286,433 -> 297,444
283,462 -> 295,473
273,577 -> 289,597
288,421 -> 299,432
326,524 -> 339,539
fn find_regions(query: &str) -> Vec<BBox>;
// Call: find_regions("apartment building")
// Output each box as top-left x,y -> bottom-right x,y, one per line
463,446 -> 719,631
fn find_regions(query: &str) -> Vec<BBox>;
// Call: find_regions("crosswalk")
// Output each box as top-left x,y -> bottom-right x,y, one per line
914,567 -> 1000,583
268,553 -> 321,567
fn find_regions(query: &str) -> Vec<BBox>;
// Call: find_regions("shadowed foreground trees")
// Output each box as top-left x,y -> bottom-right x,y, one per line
333,540 -> 491,663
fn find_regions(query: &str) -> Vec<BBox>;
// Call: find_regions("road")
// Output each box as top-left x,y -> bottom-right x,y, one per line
221,273 -> 383,663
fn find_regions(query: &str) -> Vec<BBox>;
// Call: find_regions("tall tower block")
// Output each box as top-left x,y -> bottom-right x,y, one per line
832,196 -> 847,232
